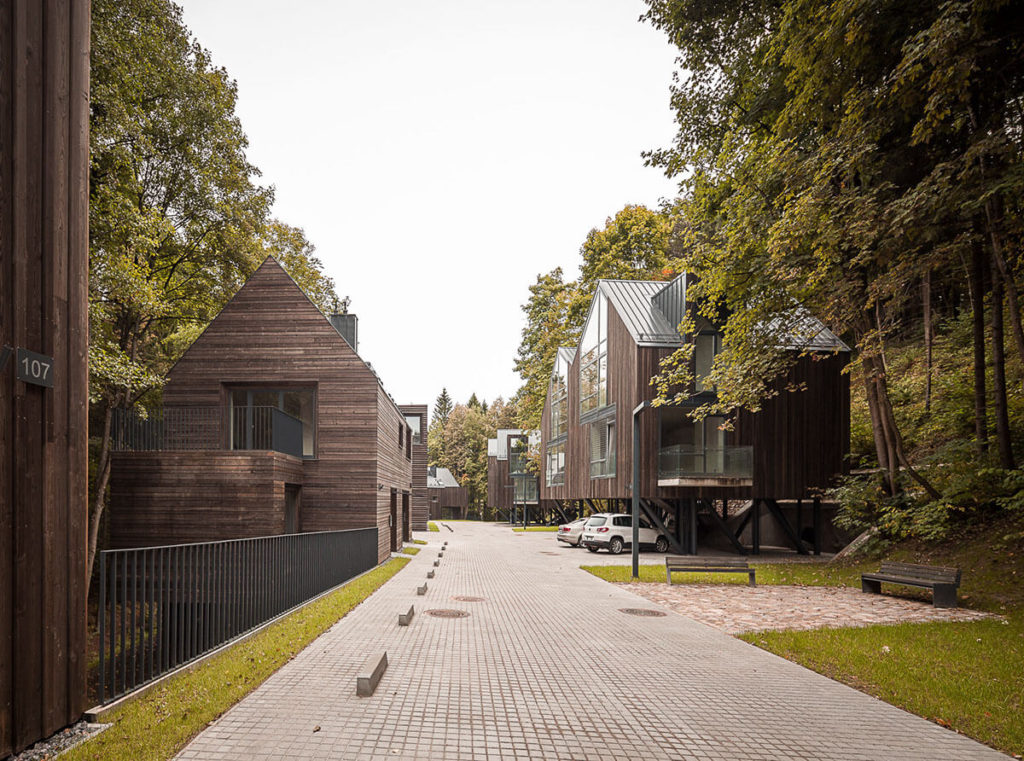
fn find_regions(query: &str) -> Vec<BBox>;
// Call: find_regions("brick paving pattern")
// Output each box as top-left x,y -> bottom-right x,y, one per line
620,582 -> 994,634
177,522 -> 1008,760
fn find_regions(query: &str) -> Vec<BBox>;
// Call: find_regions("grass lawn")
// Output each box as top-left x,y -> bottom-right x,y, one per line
740,614 -> 1024,756
413,539 -> 427,545
428,521 -> 439,532
581,561 -> 868,587
66,557 -> 410,761
582,525 -> 1024,758
512,526 -> 559,532
402,546 -> 420,555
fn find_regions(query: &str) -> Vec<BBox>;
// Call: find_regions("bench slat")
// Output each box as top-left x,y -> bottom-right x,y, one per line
665,556 -> 749,569
879,561 -> 960,584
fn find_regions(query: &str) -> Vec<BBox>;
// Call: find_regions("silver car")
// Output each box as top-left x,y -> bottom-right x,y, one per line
556,517 -> 588,546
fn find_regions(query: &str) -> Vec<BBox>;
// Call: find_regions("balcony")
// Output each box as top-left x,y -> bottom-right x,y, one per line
512,474 -> 539,504
111,406 -> 305,459
657,445 -> 753,487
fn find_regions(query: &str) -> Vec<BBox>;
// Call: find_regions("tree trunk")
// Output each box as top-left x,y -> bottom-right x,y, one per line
984,195 -> 1024,375
970,239 -> 989,453
991,257 -> 1016,469
861,351 -> 896,495
86,405 -> 114,596
923,270 -> 932,412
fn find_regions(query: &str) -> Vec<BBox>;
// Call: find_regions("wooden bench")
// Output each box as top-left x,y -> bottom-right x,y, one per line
665,556 -> 756,586
861,562 -> 960,608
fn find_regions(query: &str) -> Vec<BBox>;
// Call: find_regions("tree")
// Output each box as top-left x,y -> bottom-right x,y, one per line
87,0 -> 340,587
433,388 -> 453,424
642,0 -> 1023,530
261,220 -> 341,315
579,205 -> 675,289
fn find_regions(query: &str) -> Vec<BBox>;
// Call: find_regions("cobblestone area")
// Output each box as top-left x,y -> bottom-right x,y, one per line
177,522 -> 1009,760
620,582 -> 994,634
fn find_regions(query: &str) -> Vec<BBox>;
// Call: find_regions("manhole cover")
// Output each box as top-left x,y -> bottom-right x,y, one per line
619,608 -> 667,617
425,609 -> 470,618
451,596 -> 486,602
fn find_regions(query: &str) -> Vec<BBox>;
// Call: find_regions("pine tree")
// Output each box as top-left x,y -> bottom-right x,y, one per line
433,387 -> 453,424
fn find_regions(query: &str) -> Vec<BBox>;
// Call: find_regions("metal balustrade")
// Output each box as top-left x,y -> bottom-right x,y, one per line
96,528 -> 377,704
658,445 -> 754,480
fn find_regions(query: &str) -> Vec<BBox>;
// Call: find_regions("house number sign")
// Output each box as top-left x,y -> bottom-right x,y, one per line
16,347 -> 55,388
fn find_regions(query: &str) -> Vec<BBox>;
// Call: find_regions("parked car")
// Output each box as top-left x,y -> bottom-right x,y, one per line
556,517 -> 588,547
581,513 -> 670,555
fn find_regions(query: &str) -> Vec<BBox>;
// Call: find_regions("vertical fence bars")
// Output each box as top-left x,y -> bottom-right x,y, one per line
96,528 -> 377,705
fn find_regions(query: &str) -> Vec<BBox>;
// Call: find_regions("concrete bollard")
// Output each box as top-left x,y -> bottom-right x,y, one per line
417,583 -> 427,596
427,570 -> 435,579
356,652 -> 388,697
398,605 -> 415,626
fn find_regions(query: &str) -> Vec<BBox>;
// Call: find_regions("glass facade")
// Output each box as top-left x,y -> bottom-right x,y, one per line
589,419 -> 616,478
545,441 -> 565,486
579,291 -> 608,416
694,332 -> 722,393
550,352 -> 569,439
230,388 -> 315,457
404,414 -> 422,444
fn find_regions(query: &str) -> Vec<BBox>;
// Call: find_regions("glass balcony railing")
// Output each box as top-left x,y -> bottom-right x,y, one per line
512,474 -> 539,503
658,445 -> 753,480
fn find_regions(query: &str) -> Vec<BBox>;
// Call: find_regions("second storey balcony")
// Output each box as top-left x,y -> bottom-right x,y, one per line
657,444 -> 753,487
111,405 -> 305,459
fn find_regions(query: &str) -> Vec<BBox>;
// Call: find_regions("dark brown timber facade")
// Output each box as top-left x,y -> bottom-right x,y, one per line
538,275 -> 850,554
399,404 -> 429,530
0,0 -> 90,753
109,258 -> 413,564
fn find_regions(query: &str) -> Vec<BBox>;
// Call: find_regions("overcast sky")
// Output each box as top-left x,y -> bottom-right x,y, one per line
176,0 -> 680,415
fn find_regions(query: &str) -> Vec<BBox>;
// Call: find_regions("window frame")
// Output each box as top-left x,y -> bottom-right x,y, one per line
579,291 -> 609,419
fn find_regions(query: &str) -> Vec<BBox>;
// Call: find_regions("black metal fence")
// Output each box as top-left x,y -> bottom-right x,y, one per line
97,528 -> 377,704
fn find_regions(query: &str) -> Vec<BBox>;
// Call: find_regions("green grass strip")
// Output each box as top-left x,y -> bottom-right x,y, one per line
740,613 -> 1024,757
413,539 -> 427,545
402,546 -> 420,555
581,561 -> 867,587
428,521 -> 440,532
66,557 -> 410,761
512,526 -> 559,532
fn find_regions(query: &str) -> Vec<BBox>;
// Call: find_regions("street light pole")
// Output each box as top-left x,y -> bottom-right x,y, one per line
631,400 -> 652,579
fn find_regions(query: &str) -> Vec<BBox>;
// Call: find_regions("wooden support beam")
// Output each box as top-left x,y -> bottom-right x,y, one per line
689,499 -> 698,554
697,499 -> 747,555
639,499 -> 686,555
550,500 -> 571,525
813,497 -> 822,556
765,498 -> 809,555
752,499 -> 761,555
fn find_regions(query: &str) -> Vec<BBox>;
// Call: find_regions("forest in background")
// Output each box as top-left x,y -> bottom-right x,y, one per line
512,0 -> 1024,547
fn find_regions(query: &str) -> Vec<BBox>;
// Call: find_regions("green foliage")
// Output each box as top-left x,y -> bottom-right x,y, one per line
514,206 -> 676,430
428,397 -> 519,514
428,522 -> 440,532
433,388 -> 453,424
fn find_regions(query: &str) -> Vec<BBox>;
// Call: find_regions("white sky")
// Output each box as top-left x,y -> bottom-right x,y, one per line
176,0 -> 680,414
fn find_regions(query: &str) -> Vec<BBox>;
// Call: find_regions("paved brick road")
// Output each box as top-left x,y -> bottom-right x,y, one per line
177,522 -> 1008,760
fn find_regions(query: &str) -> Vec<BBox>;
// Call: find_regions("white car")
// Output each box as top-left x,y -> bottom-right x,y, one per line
581,513 -> 670,555
556,517 -> 588,546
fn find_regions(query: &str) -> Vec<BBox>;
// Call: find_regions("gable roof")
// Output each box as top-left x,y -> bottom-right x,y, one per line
597,279 -> 682,347
428,467 -> 461,489
556,346 -> 577,364
591,276 -> 849,353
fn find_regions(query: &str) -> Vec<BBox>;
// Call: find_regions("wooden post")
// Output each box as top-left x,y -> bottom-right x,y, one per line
813,497 -> 822,556
751,500 -> 761,555
0,0 -> 89,754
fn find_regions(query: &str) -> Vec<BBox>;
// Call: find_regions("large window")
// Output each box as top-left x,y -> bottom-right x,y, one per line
545,441 -> 565,487
230,388 -> 315,458
694,332 -> 722,393
550,353 -> 569,439
404,414 -> 422,444
580,290 -> 608,417
589,419 -> 615,478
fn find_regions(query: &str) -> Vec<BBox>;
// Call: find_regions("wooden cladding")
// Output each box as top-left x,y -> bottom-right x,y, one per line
0,0 -> 90,753
538,286 -> 849,506
110,258 -> 413,565
399,404 -> 429,530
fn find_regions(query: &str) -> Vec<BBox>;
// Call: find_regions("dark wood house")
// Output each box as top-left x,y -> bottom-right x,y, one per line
1,0 -> 90,753
427,466 -> 469,520
399,404 -> 429,530
486,429 -> 539,520
538,275 -> 850,554
109,257 -> 413,564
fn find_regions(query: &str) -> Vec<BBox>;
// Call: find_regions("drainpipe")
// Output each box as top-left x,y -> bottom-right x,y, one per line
631,400 -> 652,579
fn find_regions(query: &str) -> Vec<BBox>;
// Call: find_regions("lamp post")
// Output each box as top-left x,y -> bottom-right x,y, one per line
631,400 -> 652,579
